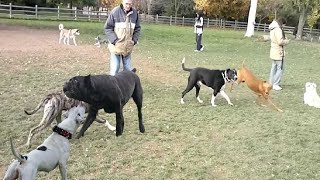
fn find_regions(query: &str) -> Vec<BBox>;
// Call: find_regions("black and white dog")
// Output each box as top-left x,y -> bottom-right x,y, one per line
181,58 -> 237,107
94,34 -> 108,48
63,69 -> 145,138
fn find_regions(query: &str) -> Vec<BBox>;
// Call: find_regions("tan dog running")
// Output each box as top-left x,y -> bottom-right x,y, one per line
231,63 -> 283,112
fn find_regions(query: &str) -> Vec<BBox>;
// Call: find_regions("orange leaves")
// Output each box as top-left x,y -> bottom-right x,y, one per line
194,0 -> 250,20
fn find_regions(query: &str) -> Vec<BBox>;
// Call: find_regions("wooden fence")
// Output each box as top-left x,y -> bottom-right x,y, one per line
1,3 -> 320,38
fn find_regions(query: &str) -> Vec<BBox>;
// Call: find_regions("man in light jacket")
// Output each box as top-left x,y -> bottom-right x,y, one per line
268,17 -> 289,91
104,0 -> 141,75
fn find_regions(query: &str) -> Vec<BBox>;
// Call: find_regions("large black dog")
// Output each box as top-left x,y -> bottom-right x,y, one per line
181,58 -> 237,107
63,69 -> 145,138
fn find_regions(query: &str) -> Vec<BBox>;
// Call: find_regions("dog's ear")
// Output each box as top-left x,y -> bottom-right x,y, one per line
131,68 -> 137,73
84,75 -> 93,89
84,75 -> 97,90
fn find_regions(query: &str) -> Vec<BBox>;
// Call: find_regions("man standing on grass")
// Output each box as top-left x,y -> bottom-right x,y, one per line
104,0 -> 141,75
268,17 -> 289,91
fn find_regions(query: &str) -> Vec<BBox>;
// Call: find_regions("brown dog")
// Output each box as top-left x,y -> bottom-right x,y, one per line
231,64 -> 283,112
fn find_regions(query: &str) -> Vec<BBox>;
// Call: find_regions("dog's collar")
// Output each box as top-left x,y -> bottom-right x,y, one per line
53,126 -> 72,139
222,71 -> 231,82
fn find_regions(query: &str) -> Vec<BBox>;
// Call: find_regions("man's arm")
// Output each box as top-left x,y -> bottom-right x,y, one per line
132,12 -> 141,45
104,13 -> 118,45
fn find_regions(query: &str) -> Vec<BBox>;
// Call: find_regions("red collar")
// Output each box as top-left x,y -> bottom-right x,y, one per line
53,126 -> 72,139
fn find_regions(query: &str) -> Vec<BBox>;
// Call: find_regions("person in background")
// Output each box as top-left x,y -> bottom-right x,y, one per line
104,0 -> 141,75
194,10 -> 204,52
268,17 -> 290,91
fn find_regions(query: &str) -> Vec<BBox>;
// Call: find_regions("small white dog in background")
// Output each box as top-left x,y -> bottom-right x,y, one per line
304,82 -> 320,108
3,106 -> 85,180
94,34 -> 108,48
59,24 -> 80,46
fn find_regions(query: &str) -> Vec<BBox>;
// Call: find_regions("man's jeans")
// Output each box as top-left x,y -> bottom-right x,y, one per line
269,59 -> 284,86
110,53 -> 132,76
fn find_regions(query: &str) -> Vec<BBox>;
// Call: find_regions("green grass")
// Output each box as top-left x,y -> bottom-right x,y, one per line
1,18 -> 320,179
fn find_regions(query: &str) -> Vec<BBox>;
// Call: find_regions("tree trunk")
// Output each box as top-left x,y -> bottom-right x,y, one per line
296,5 -> 307,40
147,0 -> 152,15
245,0 -> 258,37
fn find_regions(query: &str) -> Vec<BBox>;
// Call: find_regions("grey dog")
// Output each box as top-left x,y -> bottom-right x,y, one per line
3,106 -> 85,180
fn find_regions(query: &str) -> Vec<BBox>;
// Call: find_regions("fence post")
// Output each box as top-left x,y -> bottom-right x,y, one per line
57,6 -> 60,19
182,16 -> 184,26
98,9 -> 101,22
74,7 -> 77,20
207,18 -> 210,28
234,20 -> 237,30
35,5 -> 38,18
156,14 -> 158,24
264,23 -> 266,32
9,3 -> 12,18
170,16 -> 172,26
88,8 -> 90,21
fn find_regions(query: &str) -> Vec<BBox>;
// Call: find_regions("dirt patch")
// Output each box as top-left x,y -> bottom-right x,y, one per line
0,25 -> 181,86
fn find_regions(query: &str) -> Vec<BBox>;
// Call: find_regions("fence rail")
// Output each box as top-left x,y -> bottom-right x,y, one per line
1,3 -> 320,38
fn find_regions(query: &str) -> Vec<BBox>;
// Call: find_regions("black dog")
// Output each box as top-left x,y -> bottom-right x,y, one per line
180,58 -> 237,107
63,69 -> 145,138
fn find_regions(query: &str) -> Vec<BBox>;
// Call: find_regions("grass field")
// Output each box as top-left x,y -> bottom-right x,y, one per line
0,18 -> 320,179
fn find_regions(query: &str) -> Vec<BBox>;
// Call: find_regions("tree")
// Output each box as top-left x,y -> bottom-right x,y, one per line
291,0 -> 320,40
306,1 -> 320,28
194,0 -> 249,20
256,0 -> 284,23
244,0 -> 257,37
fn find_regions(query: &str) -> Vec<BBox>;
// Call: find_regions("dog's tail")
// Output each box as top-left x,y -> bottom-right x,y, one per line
181,57 -> 192,72
10,137 -> 26,163
59,24 -> 64,30
24,97 -> 50,115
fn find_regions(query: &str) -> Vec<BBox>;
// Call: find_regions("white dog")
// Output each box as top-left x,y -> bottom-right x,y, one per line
3,106 -> 85,180
304,82 -> 320,108
59,24 -> 80,46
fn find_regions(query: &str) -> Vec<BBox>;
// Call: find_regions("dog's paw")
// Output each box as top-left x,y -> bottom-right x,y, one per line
107,124 -> 116,131
139,125 -> 145,133
211,104 -> 217,107
180,99 -> 185,104
75,133 -> 83,139
228,103 -> 234,106
278,109 -> 284,112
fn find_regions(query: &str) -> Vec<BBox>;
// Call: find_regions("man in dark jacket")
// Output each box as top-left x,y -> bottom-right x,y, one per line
104,0 -> 141,75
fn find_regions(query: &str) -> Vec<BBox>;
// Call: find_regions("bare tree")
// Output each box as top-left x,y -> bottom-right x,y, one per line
244,0 -> 257,37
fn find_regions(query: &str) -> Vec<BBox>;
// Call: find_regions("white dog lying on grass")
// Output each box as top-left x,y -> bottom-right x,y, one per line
304,82 -> 320,108
3,106 -> 85,180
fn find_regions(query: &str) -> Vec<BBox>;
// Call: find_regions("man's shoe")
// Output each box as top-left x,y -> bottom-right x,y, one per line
200,45 -> 204,51
194,49 -> 200,52
273,85 -> 282,91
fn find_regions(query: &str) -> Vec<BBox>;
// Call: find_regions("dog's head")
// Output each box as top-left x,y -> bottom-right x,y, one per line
63,75 -> 102,105
63,75 -> 91,102
225,68 -> 238,82
67,106 -> 86,124
71,29 -> 80,36
263,81 -> 272,95
305,82 -> 317,93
